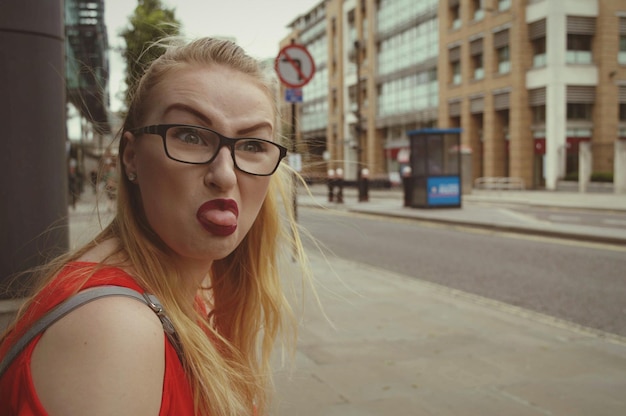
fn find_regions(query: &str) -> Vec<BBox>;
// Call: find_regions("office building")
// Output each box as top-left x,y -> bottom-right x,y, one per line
282,0 -> 626,189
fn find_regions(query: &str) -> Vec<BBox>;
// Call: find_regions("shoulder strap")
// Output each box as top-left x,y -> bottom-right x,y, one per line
0,286 -> 182,379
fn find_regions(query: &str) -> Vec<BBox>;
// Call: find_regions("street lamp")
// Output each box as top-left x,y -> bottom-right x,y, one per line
353,40 -> 368,202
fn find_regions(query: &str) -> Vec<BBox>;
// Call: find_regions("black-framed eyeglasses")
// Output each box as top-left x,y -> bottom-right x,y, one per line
127,124 -> 288,176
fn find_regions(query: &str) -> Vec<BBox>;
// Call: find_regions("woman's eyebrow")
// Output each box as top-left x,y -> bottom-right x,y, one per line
163,103 -> 213,126
163,103 -> 272,137
236,122 -> 273,137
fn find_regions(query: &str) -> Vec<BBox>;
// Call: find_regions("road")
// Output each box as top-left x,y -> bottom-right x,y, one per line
298,206 -> 626,337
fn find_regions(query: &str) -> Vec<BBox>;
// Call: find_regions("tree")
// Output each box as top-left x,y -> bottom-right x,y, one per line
120,0 -> 181,108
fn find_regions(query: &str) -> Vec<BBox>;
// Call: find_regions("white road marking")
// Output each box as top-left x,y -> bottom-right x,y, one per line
603,218 -> 626,226
548,215 -> 582,222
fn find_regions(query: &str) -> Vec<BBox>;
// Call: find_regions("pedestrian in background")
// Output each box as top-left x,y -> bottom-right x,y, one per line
89,169 -> 98,194
0,37 -> 312,415
68,158 -> 79,210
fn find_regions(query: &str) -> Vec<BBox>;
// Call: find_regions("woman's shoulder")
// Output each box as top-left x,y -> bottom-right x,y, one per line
30,292 -> 166,415
75,237 -> 122,264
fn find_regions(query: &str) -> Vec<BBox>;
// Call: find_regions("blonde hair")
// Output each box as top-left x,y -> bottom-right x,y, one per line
5,38 -> 309,415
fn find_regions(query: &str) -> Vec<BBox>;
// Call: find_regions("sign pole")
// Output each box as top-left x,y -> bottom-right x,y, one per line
291,100 -> 298,221
289,40 -> 298,222
275,40 -> 316,224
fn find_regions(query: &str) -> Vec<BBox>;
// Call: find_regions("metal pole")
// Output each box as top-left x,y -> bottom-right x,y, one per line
354,40 -> 368,202
291,101 -> 298,221
0,0 -> 68,297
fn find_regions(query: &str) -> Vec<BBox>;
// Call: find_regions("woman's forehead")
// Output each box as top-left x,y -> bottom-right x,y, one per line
144,66 -> 275,131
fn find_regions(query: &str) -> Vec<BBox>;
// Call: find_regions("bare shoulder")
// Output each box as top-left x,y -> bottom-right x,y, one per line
31,294 -> 165,415
76,238 -> 121,263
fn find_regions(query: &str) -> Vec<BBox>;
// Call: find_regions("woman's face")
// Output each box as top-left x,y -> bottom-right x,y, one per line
122,64 -> 275,270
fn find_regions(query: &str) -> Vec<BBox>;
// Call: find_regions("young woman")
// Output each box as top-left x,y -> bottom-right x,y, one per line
0,37 -> 309,415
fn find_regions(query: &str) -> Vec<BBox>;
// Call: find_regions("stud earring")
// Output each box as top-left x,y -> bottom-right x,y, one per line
128,172 -> 137,182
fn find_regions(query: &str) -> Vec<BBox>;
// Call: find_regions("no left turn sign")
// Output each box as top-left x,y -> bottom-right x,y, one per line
275,44 -> 315,88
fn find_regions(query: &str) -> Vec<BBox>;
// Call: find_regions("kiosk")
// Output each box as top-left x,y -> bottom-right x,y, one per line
405,128 -> 462,208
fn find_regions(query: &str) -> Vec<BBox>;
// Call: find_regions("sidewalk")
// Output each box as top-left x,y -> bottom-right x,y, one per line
272,252 -> 626,416
297,184 -> 626,246
54,190 -> 626,414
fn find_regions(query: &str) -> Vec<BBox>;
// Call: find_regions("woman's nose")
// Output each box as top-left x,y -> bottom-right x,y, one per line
204,146 -> 237,190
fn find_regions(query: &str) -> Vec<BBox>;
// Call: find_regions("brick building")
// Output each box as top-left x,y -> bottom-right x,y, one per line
282,0 -> 626,189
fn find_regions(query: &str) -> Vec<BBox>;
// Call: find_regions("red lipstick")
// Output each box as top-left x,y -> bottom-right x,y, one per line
196,199 -> 239,237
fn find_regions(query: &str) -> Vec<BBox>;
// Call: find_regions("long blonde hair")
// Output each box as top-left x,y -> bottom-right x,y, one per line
5,38 -> 309,415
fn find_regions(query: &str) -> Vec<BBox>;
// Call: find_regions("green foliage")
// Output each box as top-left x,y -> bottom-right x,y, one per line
564,172 -> 579,181
563,172 -> 614,183
120,0 -> 181,109
590,172 -> 614,183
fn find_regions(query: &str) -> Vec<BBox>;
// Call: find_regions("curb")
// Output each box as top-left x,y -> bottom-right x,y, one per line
297,199 -> 626,247
346,206 -> 626,246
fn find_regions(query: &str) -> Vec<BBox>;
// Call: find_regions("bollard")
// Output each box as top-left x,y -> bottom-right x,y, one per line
359,168 -> 369,202
327,169 -> 335,202
335,168 -> 344,204
401,166 -> 412,207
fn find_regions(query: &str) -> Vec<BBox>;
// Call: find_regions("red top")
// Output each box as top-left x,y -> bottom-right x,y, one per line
0,262 -> 195,415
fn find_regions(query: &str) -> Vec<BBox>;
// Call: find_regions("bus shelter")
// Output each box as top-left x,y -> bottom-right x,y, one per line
405,128 -> 462,208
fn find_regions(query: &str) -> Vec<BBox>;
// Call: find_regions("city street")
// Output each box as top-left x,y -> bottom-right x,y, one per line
298,206 -> 626,337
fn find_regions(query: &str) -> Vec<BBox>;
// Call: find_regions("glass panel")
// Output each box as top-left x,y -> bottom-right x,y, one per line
533,54 -> 547,67
427,135 -> 444,175
443,134 -> 461,175
411,136 -> 427,175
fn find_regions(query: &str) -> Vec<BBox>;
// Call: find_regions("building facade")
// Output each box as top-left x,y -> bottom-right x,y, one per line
66,0 -> 110,135
282,0 -> 626,189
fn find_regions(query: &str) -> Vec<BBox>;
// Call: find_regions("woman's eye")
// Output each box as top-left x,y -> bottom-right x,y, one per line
237,140 -> 265,153
177,130 -> 205,145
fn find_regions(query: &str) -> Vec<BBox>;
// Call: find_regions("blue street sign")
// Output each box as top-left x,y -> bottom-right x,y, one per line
285,88 -> 303,103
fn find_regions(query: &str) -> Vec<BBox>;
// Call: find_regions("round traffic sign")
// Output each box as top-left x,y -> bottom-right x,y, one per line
275,44 -> 315,88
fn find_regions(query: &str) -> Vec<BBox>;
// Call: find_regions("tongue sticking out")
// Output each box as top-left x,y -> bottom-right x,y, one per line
199,209 -> 237,227
197,200 -> 239,236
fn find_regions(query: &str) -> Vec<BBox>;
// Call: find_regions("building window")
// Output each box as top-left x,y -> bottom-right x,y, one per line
497,45 -> 510,74
619,103 -> 626,121
567,103 -> 593,120
498,0 -> 511,11
377,69 -> 438,117
532,37 -> 546,67
566,34 -> 593,64
532,105 -> 546,123
470,38 -> 484,80
472,54 -> 484,80
620,35 -> 626,65
452,61 -> 461,85
450,3 -> 461,30
449,45 -> 461,85
494,29 -> 510,74
472,0 -> 484,21
377,18 -> 438,76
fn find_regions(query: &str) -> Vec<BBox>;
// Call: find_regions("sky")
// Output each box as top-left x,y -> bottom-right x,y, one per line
103,0 -> 320,112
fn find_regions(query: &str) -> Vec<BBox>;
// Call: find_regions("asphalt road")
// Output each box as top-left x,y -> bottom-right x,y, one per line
299,207 -> 626,337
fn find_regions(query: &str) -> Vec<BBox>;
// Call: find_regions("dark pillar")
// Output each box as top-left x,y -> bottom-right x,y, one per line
335,168 -> 344,204
0,0 -> 68,298
358,168 -> 369,202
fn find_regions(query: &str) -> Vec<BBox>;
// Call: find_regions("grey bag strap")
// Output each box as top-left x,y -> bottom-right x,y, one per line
0,286 -> 182,379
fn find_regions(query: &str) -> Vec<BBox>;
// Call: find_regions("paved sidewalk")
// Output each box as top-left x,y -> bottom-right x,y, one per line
272,253 -> 626,416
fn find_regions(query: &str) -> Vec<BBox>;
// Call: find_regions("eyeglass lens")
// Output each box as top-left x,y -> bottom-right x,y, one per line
164,125 -> 282,175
